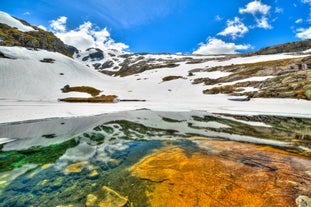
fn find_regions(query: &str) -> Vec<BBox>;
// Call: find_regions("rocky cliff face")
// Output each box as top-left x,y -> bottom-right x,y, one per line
0,22 -> 71,57
246,39 -> 311,55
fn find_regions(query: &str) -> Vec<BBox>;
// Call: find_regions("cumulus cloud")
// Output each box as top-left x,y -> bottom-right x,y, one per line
50,17 -> 129,51
239,1 -> 272,29
256,16 -> 272,29
217,17 -> 249,39
239,1 -> 270,15
296,27 -> 311,39
193,37 -> 251,55
301,0 -> 311,20
50,16 -> 67,33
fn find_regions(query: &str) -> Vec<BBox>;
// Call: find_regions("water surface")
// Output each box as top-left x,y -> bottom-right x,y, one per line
0,110 -> 310,206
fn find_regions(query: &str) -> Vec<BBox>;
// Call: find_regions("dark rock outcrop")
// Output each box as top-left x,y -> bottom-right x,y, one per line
0,22 -> 72,57
93,61 -> 114,69
65,44 -> 79,56
86,48 -> 104,60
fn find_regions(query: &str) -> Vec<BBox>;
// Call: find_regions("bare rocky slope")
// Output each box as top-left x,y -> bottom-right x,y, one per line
245,39 -> 311,56
0,15 -> 71,57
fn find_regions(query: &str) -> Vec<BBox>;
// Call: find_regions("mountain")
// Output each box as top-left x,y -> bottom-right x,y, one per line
0,11 -> 310,123
0,46 -> 115,100
0,11 -> 71,57
245,39 -> 311,56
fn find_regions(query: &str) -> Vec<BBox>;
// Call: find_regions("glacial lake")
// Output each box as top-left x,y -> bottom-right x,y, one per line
0,110 -> 310,207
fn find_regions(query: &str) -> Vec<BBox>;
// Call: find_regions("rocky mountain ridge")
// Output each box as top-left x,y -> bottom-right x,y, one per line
245,39 -> 311,56
0,12 -> 71,57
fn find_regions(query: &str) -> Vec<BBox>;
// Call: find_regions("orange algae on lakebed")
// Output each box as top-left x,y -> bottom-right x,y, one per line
130,139 -> 311,207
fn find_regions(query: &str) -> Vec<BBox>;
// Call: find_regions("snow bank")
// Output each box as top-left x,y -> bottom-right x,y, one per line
0,46 -> 310,124
0,11 -> 35,32
0,46 -> 114,100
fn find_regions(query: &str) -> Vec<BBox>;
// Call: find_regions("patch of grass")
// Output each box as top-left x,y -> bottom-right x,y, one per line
0,23 -> 72,57
59,95 -> 118,103
61,85 -> 101,97
162,76 -> 184,82
162,117 -> 183,123
203,85 -> 237,94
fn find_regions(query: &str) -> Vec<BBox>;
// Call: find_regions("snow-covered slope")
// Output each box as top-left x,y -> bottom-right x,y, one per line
0,46 -> 113,100
0,11 -> 34,32
74,47 -> 126,71
0,44 -> 310,124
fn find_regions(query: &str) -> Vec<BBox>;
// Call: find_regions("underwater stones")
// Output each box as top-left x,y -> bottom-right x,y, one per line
65,161 -> 87,173
99,186 -> 128,207
86,186 -> 128,207
88,170 -> 99,179
107,158 -> 121,168
40,179 -> 48,186
0,180 -> 8,188
49,177 -> 64,191
296,196 -> 311,207
86,194 -> 98,206
130,140 -> 311,207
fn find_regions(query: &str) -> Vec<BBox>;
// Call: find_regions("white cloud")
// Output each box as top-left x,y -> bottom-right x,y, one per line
295,18 -> 303,24
50,16 -> 67,33
239,1 -> 272,29
23,12 -> 31,16
50,17 -> 128,51
301,0 -> 311,21
239,1 -> 271,15
193,37 -> 251,55
296,27 -> 311,39
217,17 -> 249,39
256,16 -> 272,29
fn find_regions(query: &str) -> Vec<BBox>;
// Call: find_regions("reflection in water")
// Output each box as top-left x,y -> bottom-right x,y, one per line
0,110 -> 310,206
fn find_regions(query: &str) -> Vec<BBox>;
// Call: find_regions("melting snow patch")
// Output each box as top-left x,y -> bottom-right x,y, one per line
190,120 -> 231,129
0,138 -> 15,144
0,11 -> 35,32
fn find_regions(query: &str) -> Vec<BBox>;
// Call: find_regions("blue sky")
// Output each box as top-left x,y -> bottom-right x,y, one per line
1,0 -> 311,54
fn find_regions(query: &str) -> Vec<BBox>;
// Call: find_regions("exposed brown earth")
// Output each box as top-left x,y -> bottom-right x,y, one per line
193,56 -> 311,100
59,95 -> 117,103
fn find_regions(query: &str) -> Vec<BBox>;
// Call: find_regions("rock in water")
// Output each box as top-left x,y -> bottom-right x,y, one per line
296,196 -> 311,207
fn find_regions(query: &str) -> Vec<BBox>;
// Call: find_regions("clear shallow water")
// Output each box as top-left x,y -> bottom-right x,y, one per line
0,110 -> 310,206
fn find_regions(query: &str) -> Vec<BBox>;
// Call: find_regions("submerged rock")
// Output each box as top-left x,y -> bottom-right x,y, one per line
86,186 -> 128,207
65,161 -> 87,173
86,194 -> 98,207
296,195 -> 311,207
